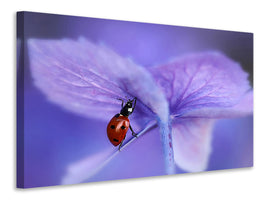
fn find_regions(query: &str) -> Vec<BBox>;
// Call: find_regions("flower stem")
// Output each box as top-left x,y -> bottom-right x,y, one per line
159,119 -> 175,175
119,120 -> 157,151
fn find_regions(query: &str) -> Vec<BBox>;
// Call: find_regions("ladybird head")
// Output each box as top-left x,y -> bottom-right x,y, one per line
126,97 -> 137,108
120,97 -> 137,116
126,99 -> 133,108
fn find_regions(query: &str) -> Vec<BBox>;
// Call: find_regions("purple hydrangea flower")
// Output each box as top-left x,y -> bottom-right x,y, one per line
28,37 -> 253,184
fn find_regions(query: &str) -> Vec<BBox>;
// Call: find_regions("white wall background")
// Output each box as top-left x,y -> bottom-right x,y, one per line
1,0 -> 266,199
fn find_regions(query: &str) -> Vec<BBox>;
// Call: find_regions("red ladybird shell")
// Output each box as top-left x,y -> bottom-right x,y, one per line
107,114 -> 130,146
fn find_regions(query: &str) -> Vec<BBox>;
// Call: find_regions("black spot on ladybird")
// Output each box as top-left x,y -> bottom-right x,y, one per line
110,125 -> 116,129
121,126 -> 126,130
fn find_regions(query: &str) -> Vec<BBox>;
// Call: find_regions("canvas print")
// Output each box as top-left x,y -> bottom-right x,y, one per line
17,11 -> 253,188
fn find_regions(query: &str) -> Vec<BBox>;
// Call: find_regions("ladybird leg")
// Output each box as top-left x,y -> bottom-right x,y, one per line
132,97 -> 137,112
117,98 -> 124,108
118,137 -> 125,151
129,125 -> 138,137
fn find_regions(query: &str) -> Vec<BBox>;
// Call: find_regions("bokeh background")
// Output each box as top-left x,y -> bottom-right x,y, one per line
17,11 -> 253,188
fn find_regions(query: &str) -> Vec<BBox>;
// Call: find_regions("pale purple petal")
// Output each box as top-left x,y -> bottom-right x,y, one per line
61,148 -> 114,185
182,91 -> 253,118
28,38 -> 168,125
172,118 -> 215,172
149,52 -> 253,118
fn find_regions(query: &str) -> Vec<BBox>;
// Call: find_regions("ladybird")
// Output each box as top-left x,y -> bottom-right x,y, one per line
107,97 -> 137,150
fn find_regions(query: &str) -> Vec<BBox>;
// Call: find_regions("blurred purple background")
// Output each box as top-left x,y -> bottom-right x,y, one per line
17,12 -> 253,188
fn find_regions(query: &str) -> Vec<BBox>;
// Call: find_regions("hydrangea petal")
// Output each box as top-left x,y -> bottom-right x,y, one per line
182,91 -> 253,118
172,118 -> 215,172
149,52 -> 253,118
28,38 -> 168,124
61,148 -> 114,185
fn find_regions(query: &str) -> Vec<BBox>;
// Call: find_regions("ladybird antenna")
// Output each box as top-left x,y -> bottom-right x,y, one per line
125,96 -> 132,102
130,97 -> 136,102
